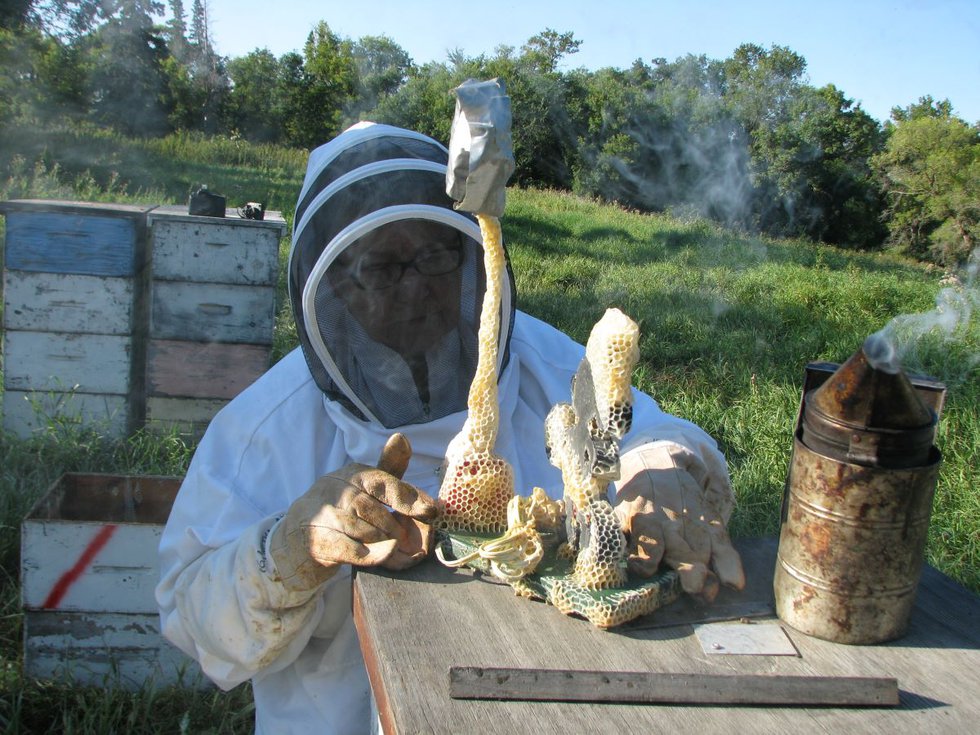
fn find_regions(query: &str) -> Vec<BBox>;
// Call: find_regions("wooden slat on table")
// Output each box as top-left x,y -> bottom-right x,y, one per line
449,667 -> 899,706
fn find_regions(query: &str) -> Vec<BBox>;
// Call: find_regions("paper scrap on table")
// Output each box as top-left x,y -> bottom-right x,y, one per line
694,622 -> 799,656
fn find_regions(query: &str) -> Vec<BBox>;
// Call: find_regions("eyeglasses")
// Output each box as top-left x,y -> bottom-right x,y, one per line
350,244 -> 464,290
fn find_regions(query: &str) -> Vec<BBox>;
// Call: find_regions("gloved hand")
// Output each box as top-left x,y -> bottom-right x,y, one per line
613,442 -> 745,602
268,434 -> 438,592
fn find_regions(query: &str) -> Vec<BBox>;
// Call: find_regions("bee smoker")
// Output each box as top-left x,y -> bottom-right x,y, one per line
774,337 -> 946,644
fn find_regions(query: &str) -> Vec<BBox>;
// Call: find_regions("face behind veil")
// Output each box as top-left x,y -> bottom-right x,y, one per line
288,122 -> 516,429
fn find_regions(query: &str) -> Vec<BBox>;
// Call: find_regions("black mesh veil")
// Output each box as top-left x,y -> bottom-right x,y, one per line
289,123 -> 516,428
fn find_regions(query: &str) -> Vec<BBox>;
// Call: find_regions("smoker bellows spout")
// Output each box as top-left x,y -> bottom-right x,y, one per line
775,343 -> 946,645
802,340 -> 936,468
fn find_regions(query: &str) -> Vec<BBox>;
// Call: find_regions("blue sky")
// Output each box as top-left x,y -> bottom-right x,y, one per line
204,0 -> 979,124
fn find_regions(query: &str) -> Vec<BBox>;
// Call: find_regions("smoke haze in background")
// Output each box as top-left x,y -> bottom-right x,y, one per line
605,118 -> 756,231
865,248 -> 980,385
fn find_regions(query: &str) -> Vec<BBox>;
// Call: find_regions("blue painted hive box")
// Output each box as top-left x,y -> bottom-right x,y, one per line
1,199 -> 154,437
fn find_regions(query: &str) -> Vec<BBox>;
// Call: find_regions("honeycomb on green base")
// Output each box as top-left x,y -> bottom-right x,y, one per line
437,530 -> 681,629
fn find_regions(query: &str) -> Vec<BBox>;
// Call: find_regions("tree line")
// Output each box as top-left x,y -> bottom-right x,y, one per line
1,1 -> 977,265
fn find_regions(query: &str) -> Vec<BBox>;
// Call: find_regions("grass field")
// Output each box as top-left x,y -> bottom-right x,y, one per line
0,126 -> 977,731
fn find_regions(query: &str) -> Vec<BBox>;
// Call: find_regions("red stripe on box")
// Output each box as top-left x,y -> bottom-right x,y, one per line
41,524 -> 119,609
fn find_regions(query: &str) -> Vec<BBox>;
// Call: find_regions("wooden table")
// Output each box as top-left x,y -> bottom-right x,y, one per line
353,537 -> 980,734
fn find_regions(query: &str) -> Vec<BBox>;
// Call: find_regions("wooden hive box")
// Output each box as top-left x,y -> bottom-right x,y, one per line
144,206 -> 287,437
20,473 -> 205,689
1,200 -> 154,437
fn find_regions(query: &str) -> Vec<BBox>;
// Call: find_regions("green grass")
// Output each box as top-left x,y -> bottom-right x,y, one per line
0,121 -> 306,217
1,651 -> 254,734
0,126 -> 978,731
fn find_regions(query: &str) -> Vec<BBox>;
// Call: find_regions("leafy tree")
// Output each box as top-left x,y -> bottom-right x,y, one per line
368,29 -> 581,187
0,26 -> 39,122
370,59 -> 458,144
344,34 -> 411,125
889,95 -> 955,124
275,49 -> 305,142
442,31 -> 581,188
723,43 -> 807,129
874,98 -> 980,264
84,1 -> 171,136
157,0 -> 196,130
749,84 -> 885,246
184,0 -> 225,131
570,55 -> 753,225
720,44 -> 807,229
281,21 -> 355,148
719,44 -> 889,245
33,24 -> 87,113
0,25 -> 87,124
187,0 -> 205,47
519,28 -> 580,74
164,0 -> 188,61
225,48 -> 287,141
645,54 -> 749,224
160,50 -> 198,130
506,30 -> 580,188
8,0 -> 204,136
1,0 -> 33,29
569,64 -> 663,208
37,0 -> 161,38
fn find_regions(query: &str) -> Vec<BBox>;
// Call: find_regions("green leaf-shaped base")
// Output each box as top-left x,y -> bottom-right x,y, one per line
437,531 -> 681,628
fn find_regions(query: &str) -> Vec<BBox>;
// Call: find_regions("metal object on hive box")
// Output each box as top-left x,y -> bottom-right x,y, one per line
187,187 -> 226,217
20,473 -> 205,689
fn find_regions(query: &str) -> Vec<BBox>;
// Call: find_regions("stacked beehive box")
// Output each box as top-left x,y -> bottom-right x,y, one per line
1,200 -> 287,438
21,473 -> 203,688
0,200 -> 154,436
144,206 -> 286,436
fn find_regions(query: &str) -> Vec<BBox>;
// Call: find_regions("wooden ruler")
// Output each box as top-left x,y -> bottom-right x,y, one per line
449,666 -> 900,707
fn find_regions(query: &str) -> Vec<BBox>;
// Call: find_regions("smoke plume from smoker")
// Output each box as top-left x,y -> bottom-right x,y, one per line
864,249 -> 980,381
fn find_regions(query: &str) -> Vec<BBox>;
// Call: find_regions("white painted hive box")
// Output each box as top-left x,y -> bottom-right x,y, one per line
144,205 -> 287,438
21,473 -> 205,689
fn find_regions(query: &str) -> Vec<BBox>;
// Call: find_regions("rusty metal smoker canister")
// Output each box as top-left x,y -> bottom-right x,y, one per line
774,340 -> 945,644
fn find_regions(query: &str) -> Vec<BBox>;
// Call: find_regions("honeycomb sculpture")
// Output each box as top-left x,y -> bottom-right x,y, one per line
570,500 -> 628,590
586,307 -> 639,440
544,308 -> 639,591
436,487 -> 563,581
436,307 -> 681,628
437,214 -> 514,533
432,82 -> 681,626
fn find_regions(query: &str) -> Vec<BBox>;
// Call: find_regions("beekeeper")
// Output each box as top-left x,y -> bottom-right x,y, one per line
157,121 -> 742,734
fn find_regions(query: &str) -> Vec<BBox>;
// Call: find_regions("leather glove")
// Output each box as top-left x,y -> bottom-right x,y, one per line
268,434 -> 438,592
613,442 -> 745,601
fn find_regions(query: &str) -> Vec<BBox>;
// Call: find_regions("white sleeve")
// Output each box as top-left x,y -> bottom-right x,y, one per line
159,511 -> 340,690
154,348 -> 376,691
155,373 -> 349,691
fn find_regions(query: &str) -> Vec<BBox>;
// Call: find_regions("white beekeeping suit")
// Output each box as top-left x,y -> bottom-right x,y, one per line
156,122 -> 734,734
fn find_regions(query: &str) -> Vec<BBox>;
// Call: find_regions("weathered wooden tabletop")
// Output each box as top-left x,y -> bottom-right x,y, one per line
353,537 -> 980,734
